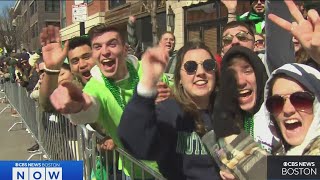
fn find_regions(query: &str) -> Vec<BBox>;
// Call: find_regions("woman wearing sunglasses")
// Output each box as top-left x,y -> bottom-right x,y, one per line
210,63 -> 320,180
118,41 -> 221,179
265,63 -> 320,155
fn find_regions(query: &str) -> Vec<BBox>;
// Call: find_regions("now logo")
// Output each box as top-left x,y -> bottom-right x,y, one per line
12,167 -> 62,180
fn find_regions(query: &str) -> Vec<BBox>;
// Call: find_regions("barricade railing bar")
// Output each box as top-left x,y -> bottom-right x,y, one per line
3,81 -> 166,180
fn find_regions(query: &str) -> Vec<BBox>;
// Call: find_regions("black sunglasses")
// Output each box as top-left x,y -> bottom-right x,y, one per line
222,31 -> 253,46
266,91 -> 315,114
39,70 -> 45,74
183,59 -> 216,74
254,0 -> 265,4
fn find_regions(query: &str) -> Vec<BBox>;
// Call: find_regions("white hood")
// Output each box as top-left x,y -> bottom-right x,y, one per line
264,63 -> 320,155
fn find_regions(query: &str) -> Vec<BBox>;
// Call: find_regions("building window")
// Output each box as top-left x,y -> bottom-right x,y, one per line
30,1 -> 37,16
31,22 -> 38,38
45,0 -> 60,12
133,12 -> 166,51
109,0 -> 126,10
61,0 -> 66,28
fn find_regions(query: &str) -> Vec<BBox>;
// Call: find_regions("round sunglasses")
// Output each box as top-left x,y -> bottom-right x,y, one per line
182,59 -> 216,74
266,91 -> 315,114
222,31 -> 253,46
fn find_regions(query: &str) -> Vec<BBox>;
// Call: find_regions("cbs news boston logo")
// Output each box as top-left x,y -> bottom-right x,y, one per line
268,156 -> 320,179
0,161 -> 82,180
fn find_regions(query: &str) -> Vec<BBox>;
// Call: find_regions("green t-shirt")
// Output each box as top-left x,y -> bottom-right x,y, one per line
83,61 -> 169,178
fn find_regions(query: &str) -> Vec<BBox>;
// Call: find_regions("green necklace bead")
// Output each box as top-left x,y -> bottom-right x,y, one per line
244,116 -> 254,137
102,61 -> 139,110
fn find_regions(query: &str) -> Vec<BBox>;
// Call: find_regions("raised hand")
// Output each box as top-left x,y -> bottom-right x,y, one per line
268,0 -> 320,64
50,81 -> 92,114
140,46 -> 169,90
40,25 -> 69,70
221,0 -> 237,13
100,138 -> 116,151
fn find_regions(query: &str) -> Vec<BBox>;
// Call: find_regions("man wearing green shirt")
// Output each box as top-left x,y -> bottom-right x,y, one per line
44,24 -> 169,179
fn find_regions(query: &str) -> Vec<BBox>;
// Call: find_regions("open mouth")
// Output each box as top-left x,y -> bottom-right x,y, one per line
239,89 -> 252,97
101,59 -> 116,70
193,80 -> 208,87
238,89 -> 253,104
284,119 -> 302,131
255,6 -> 264,11
81,70 -> 92,80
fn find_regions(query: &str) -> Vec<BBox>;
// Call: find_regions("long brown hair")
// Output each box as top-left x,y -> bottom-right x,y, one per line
295,48 -> 310,64
173,41 -> 218,136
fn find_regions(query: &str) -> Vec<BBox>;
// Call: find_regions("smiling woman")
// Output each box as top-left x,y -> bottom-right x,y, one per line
118,41 -> 222,180
205,63 -> 320,180
265,63 -> 320,155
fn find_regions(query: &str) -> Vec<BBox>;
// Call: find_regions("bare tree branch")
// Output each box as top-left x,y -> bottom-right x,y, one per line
0,5 -> 22,53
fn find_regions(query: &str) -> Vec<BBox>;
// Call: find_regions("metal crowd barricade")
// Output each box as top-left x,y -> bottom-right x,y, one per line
0,77 -> 10,114
3,82 -> 167,180
3,82 -> 80,161
3,82 -> 23,131
0,77 -> 5,100
79,125 -> 166,180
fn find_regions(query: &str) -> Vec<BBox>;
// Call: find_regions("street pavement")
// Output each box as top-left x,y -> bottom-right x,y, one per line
0,101 -> 40,160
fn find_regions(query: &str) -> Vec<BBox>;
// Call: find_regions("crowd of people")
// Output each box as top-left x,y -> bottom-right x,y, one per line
1,0 -> 320,179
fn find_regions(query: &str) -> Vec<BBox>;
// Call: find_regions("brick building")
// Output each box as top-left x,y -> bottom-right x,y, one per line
60,0 -> 106,41
13,0 -> 60,51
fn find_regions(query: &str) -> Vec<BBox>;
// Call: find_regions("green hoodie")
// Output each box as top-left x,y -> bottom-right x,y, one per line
237,11 -> 265,34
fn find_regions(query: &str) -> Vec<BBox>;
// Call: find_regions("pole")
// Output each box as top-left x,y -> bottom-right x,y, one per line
151,0 -> 158,46
80,22 -> 85,36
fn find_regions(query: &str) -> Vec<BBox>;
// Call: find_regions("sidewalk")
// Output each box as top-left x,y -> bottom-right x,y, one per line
0,101 -> 40,160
